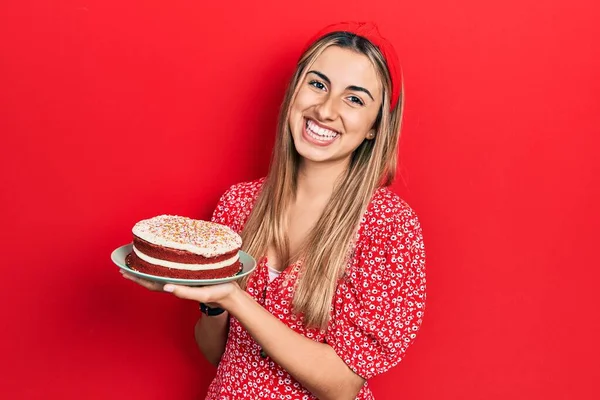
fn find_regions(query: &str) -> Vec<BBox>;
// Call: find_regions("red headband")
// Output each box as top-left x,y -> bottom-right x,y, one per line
302,21 -> 402,110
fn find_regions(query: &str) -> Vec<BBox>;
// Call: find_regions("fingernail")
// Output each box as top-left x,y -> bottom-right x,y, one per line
163,285 -> 175,293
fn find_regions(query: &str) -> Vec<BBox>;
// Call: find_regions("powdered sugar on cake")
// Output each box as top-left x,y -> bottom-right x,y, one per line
132,215 -> 242,257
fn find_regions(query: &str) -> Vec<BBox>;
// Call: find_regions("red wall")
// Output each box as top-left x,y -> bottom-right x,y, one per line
1,0 -> 598,398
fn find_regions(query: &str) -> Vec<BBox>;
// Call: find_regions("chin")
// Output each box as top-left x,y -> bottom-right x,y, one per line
293,142 -> 331,163
294,141 -> 352,166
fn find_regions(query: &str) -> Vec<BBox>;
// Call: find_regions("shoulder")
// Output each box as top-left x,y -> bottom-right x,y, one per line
218,177 -> 266,204
210,177 -> 265,232
362,186 -> 422,238
371,187 -> 415,216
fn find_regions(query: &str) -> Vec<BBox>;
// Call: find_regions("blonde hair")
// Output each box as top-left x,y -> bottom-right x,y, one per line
240,32 -> 404,329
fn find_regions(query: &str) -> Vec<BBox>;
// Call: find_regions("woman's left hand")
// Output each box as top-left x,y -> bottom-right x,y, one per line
120,270 -> 239,308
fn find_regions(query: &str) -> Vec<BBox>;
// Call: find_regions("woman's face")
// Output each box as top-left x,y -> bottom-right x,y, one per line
289,45 -> 383,166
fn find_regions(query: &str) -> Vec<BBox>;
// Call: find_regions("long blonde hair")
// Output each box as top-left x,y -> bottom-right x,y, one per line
240,32 -> 404,329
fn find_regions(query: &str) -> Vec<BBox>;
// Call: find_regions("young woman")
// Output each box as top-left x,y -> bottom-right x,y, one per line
122,22 -> 427,400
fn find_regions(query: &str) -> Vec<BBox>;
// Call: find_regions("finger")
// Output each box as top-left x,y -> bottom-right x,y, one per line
163,284 -> 205,301
121,271 -> 164,291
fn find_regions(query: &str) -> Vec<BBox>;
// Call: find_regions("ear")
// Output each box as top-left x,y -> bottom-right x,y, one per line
365,129 -> 376,140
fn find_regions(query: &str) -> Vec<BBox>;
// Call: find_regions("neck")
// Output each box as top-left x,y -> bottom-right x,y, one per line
296,158 -> 349,200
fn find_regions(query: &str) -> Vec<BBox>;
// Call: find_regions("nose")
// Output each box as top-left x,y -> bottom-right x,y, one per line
314,94 -> 338,121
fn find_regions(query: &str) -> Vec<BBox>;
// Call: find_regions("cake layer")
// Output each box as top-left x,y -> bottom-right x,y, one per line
126,252 -> 243,279
133,236 -> 238,264
132,215 -> 242,257
132,245 -> 239,270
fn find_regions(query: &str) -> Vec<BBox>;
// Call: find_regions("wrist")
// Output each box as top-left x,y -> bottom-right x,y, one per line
219,282 -> 247,316
199,302 -> 226,316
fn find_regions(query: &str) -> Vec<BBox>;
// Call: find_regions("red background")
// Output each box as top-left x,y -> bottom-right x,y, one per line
1,0 -> 598,398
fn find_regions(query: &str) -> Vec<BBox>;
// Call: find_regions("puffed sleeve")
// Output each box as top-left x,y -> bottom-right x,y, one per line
325,202 -> 427,380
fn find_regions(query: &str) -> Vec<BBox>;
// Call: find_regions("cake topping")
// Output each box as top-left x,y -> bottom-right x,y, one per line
132,215 -> 242,257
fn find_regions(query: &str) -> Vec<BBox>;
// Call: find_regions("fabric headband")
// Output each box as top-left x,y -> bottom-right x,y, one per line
301,21 -> 402,111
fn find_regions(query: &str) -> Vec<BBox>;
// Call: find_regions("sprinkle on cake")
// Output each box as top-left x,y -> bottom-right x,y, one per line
125,215 -> 243,279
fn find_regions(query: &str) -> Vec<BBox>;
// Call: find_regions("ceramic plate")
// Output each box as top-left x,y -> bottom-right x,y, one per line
111,244 -> 256,286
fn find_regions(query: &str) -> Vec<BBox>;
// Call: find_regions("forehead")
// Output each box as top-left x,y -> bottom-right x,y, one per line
310,46 -> 382,94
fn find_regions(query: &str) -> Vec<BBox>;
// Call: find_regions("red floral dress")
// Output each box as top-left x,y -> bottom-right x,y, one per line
206,179 -> 426,399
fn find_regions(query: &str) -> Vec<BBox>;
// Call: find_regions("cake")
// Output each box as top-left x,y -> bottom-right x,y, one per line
125,215 -> 243,279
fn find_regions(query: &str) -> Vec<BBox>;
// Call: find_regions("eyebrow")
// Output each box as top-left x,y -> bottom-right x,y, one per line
307,70 -> 375,101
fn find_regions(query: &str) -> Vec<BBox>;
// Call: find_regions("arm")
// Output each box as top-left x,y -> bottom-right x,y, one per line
164,283 -> 364,400
194,312 -> 229,367
226,288 -> 364,400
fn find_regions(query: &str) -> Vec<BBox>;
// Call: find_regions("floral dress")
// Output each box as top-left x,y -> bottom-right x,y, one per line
205,179 -> 426,399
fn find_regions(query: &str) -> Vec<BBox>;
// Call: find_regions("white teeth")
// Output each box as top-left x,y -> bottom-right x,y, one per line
306,120 -> 338,140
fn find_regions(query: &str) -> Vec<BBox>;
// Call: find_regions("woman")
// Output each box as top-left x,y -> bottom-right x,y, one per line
122,22 -> 426,400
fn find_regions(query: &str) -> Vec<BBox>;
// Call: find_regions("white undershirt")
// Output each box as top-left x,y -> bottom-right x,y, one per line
267,265 -> 281,282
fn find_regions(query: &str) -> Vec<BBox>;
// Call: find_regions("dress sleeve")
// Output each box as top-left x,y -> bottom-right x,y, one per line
325,204 -> 427,380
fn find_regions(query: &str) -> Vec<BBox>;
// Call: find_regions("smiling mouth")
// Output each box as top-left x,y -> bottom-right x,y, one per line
305,119 -> 340,143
